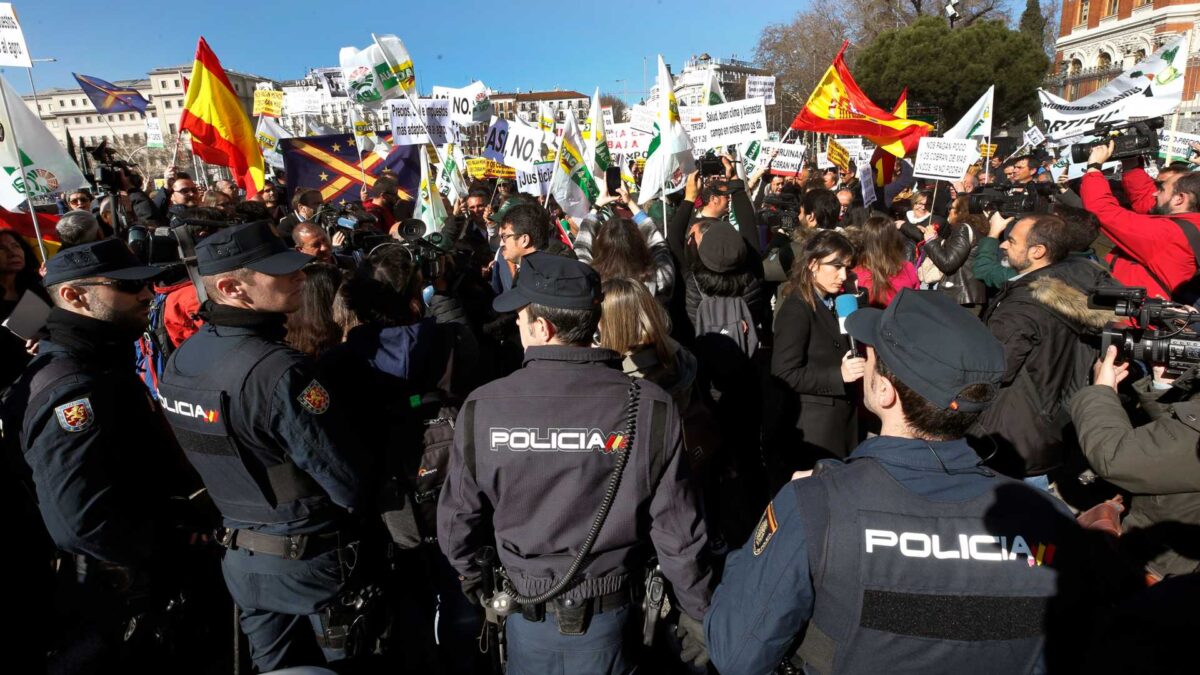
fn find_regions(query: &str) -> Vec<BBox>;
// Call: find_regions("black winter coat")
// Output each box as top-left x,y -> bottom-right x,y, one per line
924,222 -> 987,306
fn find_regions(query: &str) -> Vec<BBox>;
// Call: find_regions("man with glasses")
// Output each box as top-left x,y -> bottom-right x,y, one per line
1081,140 -> 1200,301
65,189 -> 93,213
3,239 -> 197,671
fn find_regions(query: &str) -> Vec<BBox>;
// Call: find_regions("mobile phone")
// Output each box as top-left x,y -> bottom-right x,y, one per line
605,166 -> 622,196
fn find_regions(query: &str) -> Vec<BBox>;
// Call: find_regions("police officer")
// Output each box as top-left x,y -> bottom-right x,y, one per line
706,289 -> 1102,674
437,251 -> 713,674
3,238 -> 196,670
157,221 -> 367,672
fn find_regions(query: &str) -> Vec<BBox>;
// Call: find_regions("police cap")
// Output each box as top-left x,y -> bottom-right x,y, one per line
196,220 -> 311,276
43,238 -> 162,286
493,251 -> 601,313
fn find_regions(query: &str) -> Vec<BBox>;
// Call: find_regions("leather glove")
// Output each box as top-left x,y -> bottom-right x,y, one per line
674,612 -> 709,669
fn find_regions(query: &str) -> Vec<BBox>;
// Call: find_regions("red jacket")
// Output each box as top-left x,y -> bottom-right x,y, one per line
1080,169 -> 1199,300
158,281 -> 201,347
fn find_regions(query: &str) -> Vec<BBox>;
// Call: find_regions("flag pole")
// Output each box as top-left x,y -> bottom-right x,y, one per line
1,71 -> 49,261
1165,29 -> 1194,166
370,33 -> 446,167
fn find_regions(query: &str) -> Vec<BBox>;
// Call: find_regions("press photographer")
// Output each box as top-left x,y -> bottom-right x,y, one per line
1069,286 -> 1200,579
1080,138 -> 1200,302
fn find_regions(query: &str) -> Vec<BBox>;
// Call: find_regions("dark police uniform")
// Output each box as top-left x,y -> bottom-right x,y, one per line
438,252 -> 712,674
2,239 -> 194,670
706,290 -> 1096,675
157,221 -> 367,672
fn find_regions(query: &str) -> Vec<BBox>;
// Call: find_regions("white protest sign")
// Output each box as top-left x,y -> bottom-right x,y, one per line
389,98 -> 452,146
817,152 -> 833,169
753,141 -> 807,176
694,98 -> 768,150
677,106 -> 709,149
517,161 -> 555,197
912,137 -> 976,181
602,106 -> 615,128
1157,128 -> 1200,161
629,104 -> 655,133
606,124 -> 653,163
483,116 -> 544,172
434,82 -> 492,126
145,118 -> 164,148
745,75 -> 775,105
858,164 -> 876,206
1024,126 -> 1046,147
0,4 -> 31,68
833,137 -> 864,158
284,91 -> 322,116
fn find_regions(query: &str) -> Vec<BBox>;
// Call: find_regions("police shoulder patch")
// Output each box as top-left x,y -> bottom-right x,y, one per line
752,502 -> 779,556
297,380 -> 331,415
54,398 -> 95,433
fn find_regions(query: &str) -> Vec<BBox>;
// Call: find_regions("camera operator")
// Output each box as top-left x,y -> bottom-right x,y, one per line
1069,346 -> 1200,579
291,221 -> 352,271
1081,140 -> 1200,301
443,189 -> 495,273
969,213 -> 1118,483
278,187 -> 322,242
1009,155 -> 1038,185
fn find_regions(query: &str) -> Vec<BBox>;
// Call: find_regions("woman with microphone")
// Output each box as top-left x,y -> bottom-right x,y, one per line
767,230 -> 865,481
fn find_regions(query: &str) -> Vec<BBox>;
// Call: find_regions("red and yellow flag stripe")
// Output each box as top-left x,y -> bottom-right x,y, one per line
180,38 -> 265,198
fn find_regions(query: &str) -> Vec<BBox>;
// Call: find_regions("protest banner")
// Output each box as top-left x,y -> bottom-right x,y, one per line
700,97 -> 768,149
145,117 -> 165,148
389,98 -> 452,145
833,137 -> 863,158
1157,128 -> 1200,162
752,141 -> 807,176
677,106 -> 709,149
858,163 -> 876,206
817,152 -> 833,169
602,106 -> 615,128
482,116 -> 544,172
1023,126 -> 1046,147
465,156 -> 516,180
517,161 -> 555,197
433,81 -> 492,126
979,142 -> 998,158
0,4 -> 31,68
252,90 -> 284,118
912,137 -> 976,181
313,67 -> 347,98
606,124 -> 654,163
827,138 -> 851,172
745,75 -> 776,105
284,91 -> 322,116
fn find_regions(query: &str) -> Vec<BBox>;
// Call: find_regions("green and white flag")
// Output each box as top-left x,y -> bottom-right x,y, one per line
417,145 -> 449,233
0,75 -> 87,210
255,115 -> 292,169
943,85 -> 994,140
537,101 -> 558,160
550,112 -> 598,220
339,34 -> 417,107
701,70 -> 727,106
582,88 -> 612,195
436,141 -> 469,204
638,55 -> 695,203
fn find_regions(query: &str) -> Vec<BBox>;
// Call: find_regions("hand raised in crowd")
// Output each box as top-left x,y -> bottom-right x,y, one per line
1087,139 -> 1116,167
452,197 -> 465,217
1152,364 -> 1177,388
988,211 -> 1012,239
594,190 -> 619,209
841,350 -> 866,384
1092,345 -> 1130,392
1189,141 -> 1200,165
684,170 -> 702,203
331,230 -> 346,248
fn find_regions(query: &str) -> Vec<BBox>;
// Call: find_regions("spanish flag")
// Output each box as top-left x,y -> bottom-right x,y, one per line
180,38 -> 264,197
790,42 -> 932,158
891,88 -> 908,118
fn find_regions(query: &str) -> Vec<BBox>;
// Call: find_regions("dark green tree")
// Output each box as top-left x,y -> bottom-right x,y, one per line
1019,0 -> 1047,44
854,16 -> 1048,128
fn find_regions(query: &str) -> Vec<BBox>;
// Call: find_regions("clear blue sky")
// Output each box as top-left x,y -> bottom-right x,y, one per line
9,0 -> 795,103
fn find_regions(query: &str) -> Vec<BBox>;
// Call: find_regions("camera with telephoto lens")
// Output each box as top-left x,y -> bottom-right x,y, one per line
967,182 -> 1056,217
1090,286 -> 1200,375
1070,117 -> 1165,164
314,203 -> 388,252
384,218 -> 454,281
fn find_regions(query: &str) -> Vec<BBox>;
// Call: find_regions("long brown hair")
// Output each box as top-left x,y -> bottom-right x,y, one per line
286,263 -> 344,358
950,195 -> 988,240
857,215 -> 907,305
786,230 -> 855,309
599,277 -> 675,367
591,218 -> 654,282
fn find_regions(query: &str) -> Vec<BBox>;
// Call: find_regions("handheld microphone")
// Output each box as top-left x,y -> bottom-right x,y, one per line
834,293 -> 860,354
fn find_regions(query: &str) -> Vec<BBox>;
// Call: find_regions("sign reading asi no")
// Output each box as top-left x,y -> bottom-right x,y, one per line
483,117 -> 543,173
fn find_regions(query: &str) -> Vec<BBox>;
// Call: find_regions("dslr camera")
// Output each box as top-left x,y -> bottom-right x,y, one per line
1090,286 -> 1200,375
87,140 -> 142,195
1070,117 -> 1165,164
314,203 -> 387,252
967,182 -> 1056,218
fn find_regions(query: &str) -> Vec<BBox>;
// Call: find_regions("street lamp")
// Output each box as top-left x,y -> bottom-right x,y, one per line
28,57 -> 56,120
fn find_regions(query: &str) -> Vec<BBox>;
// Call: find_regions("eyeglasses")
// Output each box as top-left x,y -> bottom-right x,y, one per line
499,232 -> 521,242
176,187 -> 198,195
73,279 -> 149,294
68,197 -> 92,204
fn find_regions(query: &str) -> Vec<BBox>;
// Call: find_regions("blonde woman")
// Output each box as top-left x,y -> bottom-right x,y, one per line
598,278 -> 697,412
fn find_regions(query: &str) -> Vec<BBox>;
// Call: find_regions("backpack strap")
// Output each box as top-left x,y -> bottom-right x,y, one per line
647,397 -> 668,483
461,400 -> 477,483
1169,217 -> 1200,271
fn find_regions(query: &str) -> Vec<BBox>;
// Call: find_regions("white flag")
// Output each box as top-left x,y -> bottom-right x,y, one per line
417,146 -> 449,233
436,142 -> 469,204
0,75 -> 87,210
550,113 -> 598,220
638,56 -> 695,203
255,116 -> 292,169
943,85 -> 994,140
582,88 -> 613,195
701,70 -> 727,106
339,34 -> 417,107
537,101 -> 558,160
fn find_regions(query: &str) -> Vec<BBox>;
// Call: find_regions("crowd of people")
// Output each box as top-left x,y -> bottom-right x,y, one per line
0,137 -> 1196,675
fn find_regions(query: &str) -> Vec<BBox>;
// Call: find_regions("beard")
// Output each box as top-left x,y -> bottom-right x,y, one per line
1150,202 -> 1169,216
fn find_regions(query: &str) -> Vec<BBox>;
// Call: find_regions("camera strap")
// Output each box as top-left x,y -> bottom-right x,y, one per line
1167,217 -> 1200,303
172,224 -> 209,305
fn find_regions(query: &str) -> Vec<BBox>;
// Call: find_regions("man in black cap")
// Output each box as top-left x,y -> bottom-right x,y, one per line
157,221 -> 368,672
3,239 -> 199,670
706,289 -> 1097,674
438,251 -> 713,673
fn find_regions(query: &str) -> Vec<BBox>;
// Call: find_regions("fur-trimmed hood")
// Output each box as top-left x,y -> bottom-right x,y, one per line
1029,275 -> 1118,331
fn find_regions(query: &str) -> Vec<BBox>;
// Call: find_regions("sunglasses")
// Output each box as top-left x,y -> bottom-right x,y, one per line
68,197 -> 92,204
176,187 -> 199,195
74,279 -> 149,294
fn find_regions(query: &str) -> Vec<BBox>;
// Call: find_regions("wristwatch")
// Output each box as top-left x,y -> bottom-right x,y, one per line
1086,162 -> 1104,172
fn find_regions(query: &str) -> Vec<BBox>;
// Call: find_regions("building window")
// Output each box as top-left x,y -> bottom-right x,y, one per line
164,100 -> 171,109
1070,58 -> 1082,74
169,123 -> 177,134
1105,0 -> 1117,15
1135,49 -> 1147,61
70,98 -> 76,106
1077,0 -> 1089,25
1097,51 -> 1112,69
174,78 -> 180,88
85,116 -> 92,123
73,116 -> 81,124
